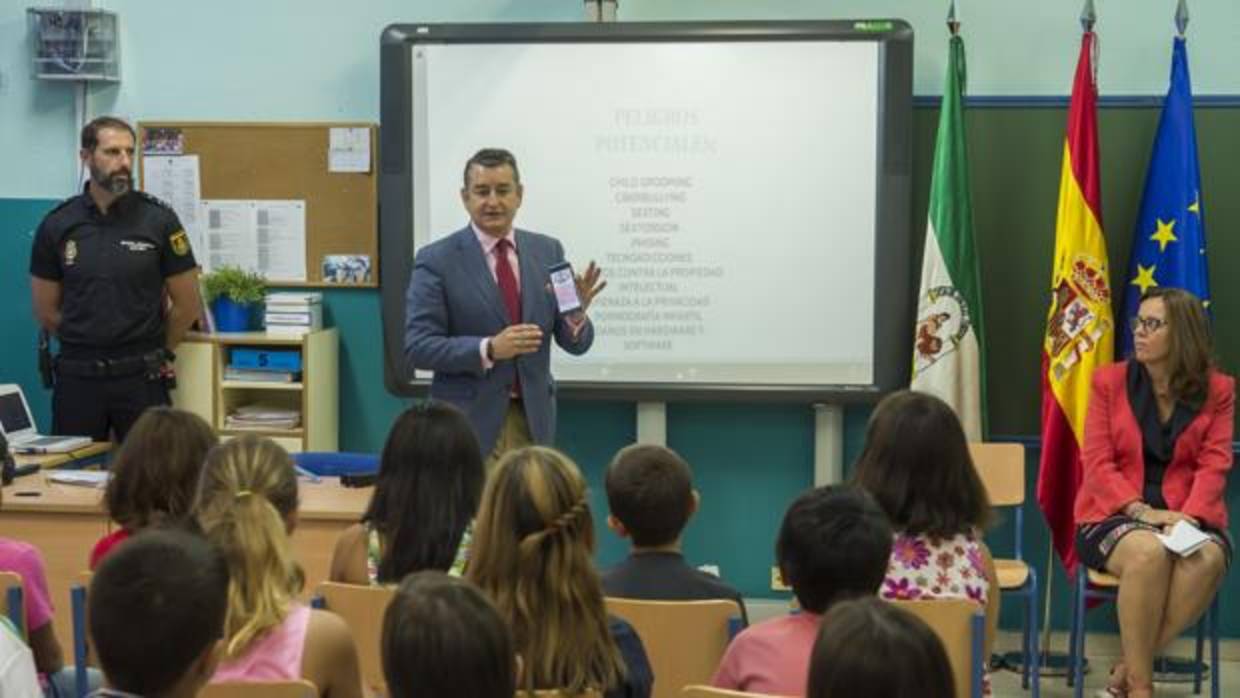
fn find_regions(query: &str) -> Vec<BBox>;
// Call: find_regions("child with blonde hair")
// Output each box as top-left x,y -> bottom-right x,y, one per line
197,435 -> 363,697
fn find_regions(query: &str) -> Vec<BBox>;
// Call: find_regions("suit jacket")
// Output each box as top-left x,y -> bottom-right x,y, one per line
1075,361 -> 1234,529
403,226 -> 593,456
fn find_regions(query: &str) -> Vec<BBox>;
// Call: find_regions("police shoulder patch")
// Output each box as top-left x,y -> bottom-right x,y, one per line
170,230 -> 191,256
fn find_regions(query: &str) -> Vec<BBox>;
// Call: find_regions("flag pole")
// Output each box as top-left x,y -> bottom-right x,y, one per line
1175,0 -> 1189,37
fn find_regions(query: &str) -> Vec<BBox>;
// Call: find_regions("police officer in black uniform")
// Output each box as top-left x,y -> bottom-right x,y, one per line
29,116 -> 203,442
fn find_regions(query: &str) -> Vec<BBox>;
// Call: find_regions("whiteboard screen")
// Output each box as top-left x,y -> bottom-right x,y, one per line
380,22 -> 913,400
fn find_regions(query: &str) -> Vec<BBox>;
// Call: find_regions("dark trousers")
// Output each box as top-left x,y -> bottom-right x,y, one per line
52,372 -> 170,443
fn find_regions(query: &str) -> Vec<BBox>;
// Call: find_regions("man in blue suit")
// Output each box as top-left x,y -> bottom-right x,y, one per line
405,148 -> 605,460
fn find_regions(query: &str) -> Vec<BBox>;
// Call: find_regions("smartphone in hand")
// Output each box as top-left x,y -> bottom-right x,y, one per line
548,262 -> 583,314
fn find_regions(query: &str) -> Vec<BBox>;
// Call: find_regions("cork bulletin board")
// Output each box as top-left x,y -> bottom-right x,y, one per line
137,122 -> 378,287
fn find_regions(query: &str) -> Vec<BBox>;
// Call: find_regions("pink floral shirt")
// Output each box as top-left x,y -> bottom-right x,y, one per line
881,530 -> 991,695
883,530 -> 988,603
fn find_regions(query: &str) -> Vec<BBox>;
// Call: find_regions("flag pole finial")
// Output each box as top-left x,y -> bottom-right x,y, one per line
1080,0 -> 1096,32
946,0 -> 959,36
1176,0 -> 1189,37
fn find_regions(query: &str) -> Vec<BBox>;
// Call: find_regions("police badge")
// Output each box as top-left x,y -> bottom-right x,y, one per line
170,230 -> 191,256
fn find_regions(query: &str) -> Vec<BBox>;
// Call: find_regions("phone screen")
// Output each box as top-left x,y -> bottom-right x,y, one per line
548,262 -> 582,314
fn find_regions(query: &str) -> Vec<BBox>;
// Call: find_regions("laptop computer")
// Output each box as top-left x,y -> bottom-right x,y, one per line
0,384 -> 92,453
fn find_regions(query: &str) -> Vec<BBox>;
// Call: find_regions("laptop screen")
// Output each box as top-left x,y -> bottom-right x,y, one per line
0,391 -> 33,435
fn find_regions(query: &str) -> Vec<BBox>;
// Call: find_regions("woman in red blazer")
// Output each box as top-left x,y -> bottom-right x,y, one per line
1075,287 -> 1233,698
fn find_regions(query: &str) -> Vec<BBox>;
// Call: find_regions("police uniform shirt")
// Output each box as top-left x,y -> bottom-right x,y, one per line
29,188 -> 198,358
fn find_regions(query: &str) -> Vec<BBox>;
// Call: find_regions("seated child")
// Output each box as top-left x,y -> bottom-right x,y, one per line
0,474 -> 97,696
712,485 -> 892,696
467,446 -> 653,698
0,614 -> 39,696
852,390 -> 999,687
807,596 -> 955,698
382,571 -> 514,698
601,444 -> 748,625
88,528 -> 230,698
91,407 -> 217,568
330,401 -> 483,584
197,435 -> 364,698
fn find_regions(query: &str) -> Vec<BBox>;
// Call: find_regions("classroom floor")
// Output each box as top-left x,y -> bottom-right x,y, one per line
990,633 -> 1237,697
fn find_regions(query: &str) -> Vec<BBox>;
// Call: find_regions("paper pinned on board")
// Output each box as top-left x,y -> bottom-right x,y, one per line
255,200 -> 307,282
329,127 -> 371,173
143,155 -> 205,255
200,199 -> 307,282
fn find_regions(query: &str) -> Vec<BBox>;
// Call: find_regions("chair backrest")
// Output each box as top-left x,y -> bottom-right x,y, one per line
0,571 -> 24,638
199,679 -> 318,698
604,597 -> 742,698
316,581 -> 396,697
890,599 -> 985,698
968,442 -> 1025,507
680,685 -> 784,698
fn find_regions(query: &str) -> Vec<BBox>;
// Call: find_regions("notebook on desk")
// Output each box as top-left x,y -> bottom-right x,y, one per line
0,384 -> 91,454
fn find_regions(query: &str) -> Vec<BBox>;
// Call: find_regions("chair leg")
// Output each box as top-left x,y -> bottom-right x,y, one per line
1029,570 -> 1041,698
1072,567 -> 1087,698
1210,595 -> 1220,698
1194,612 -> 1205,695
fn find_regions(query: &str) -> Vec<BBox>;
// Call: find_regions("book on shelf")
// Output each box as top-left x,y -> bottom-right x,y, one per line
265,291 -> 323,306
223,367 -> 301,382
225,404 -> 302,430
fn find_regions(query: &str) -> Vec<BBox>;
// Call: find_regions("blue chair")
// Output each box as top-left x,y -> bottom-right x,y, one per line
0,571 -> 24,637
970,442 -> 1040,696
291,451 -> 378,478
1067,566 -> 1219,698
893,599 -> 988,698
72,582 -> 89,698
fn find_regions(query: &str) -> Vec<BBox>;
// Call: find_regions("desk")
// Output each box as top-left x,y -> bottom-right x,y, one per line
14,442 -> 112,470
0,475 -> 369,650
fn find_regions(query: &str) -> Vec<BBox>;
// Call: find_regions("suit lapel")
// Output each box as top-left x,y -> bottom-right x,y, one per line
456,227 -> 509,327
516,230 -> 544,324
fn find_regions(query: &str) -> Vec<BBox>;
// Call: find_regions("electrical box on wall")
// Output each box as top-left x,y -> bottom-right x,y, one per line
27,8 -> 120,82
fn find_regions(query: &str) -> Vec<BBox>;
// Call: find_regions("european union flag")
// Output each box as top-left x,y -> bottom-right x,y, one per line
1119,36 -> 1210,357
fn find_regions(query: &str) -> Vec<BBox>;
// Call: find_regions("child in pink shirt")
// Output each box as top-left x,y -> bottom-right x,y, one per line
712,485 -> 893,696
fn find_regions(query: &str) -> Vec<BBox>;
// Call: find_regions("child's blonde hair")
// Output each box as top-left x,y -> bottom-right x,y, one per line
196,435 -> 302,656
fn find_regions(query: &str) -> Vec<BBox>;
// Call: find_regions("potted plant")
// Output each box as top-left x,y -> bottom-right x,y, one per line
201,266 -> 266,332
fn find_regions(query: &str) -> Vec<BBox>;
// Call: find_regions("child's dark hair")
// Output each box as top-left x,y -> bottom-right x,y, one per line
362,401 -> 484,582
604,444 -> 694,547
104,407 -> 217,530
775,485 -> 892,614
382,571 -> 514,698
852,390 -> 992,538
808,596 -> 955,698
89,527 -> 229,696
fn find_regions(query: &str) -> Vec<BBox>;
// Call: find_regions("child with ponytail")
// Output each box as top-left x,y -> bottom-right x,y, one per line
196,435 -> 363,697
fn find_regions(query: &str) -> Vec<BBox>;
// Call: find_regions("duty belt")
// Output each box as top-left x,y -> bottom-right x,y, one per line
55,349 -> 168,378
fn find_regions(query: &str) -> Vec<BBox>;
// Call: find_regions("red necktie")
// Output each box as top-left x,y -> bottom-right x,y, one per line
494,239 -> 521,396
494,238 -> 521,323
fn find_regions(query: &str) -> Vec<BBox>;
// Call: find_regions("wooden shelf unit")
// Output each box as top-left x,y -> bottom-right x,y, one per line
171,329 -> 338,453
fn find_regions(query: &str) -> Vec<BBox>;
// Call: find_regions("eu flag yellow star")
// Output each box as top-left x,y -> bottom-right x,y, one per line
1131,264 -> 1158,294
1149,218 -> 1178,252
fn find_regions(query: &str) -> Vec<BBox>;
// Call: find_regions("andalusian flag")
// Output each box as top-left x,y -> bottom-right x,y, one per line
1036,30 -> 1114,571
911,32 -> 986,441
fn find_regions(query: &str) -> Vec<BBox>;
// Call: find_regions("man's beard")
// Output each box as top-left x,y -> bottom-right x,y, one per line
92,167 -> 130,195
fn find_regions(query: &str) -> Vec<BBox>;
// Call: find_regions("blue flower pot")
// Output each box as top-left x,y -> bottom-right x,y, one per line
212,297 -> 255,332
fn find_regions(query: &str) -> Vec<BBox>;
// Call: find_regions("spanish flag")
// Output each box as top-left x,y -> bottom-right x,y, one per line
1035,30 -> 1114,572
